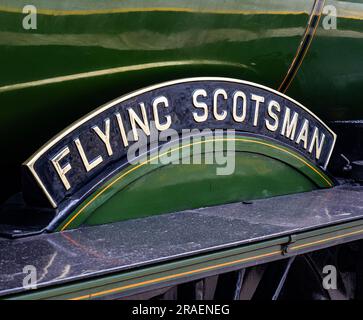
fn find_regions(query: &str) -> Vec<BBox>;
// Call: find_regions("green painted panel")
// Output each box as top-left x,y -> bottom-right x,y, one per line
84,152 -> 316,226
0,1 -> 312,203
286,0 -> 363,120
57,136 -> 332,230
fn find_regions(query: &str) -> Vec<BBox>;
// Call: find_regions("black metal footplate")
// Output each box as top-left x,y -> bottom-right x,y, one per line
1,184 -> 363,299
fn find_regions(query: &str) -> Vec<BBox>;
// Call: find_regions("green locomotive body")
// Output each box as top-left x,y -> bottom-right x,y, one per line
0,0 -> 362,300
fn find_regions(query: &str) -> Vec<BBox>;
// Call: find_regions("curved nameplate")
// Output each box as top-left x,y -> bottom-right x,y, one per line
22,77 -> 337,209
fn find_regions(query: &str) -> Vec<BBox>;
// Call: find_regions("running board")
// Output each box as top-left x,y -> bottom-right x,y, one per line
1,184 -> 363,299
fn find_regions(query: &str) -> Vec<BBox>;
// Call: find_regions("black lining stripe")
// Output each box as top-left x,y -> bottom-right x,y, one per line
278,0 -> 325,93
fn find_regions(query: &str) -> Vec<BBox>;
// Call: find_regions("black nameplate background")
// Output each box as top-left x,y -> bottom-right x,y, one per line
22,79 -> 336,208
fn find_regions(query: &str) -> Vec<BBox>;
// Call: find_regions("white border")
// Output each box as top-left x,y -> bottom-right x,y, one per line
24,77 -> 337,208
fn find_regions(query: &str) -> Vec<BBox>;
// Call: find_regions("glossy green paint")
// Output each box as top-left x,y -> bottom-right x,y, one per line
84,156 -> 315,226
1,0 -> 358,206
0,0 -> 312,203
57,136 -> 332,230
286,0 -> 363,120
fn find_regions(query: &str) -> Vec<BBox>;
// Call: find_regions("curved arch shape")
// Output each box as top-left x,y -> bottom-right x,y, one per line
23,77 -> 336,209
57,134 -> 333,230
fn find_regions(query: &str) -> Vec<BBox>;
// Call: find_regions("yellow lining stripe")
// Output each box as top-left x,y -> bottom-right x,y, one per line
0,61 -> 246,94
290,228 -> 363,251
23,77 -> 337,208
60,137 -> 332,231
70,227 -> 363,300
0,7 -> 307,16
2,6 -> 363,20
70,250 -> 281,300
278,0 -> 325,93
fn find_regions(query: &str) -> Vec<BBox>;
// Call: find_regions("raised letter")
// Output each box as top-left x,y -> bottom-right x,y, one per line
232,91 -> 247,122
153,96 -> 171,131
265,100 -> 281,132
115,112 -> 129,147
281,107 -> 299,140
192,89 -> 208,122
128,103 -> 150,141
51,146 -> 72,190
296,119 -> 310,149
92,118 -> 113,156
309,127 -> 326,160
74,138 -> 103,172
251,94 -> 264,126
213,89 -> 227,121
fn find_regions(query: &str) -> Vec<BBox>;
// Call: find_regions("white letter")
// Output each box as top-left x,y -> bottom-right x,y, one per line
192,89 -> 208,122
152,96 -> 171,131
74,138 -> 103,172
265,100 -> 281,132
128,103 -> 150,141
92,118 -> 113,156
309,127 -> 325,160
251,94 -> 264,126
213,89 -> 228,121
296,119 -> 310,149
51,146 -> 72,190
281,107 -> 299,140
115,112 -> 129,147
232,91 -> 247,122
